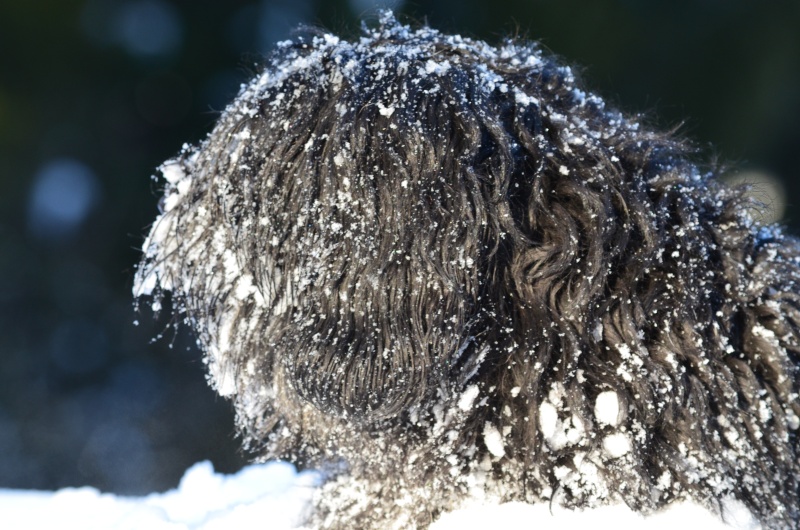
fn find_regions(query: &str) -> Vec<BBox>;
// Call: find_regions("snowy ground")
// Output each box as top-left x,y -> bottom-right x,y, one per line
0,461 -> 761,530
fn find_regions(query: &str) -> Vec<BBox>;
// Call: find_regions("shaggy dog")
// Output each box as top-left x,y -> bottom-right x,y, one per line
135,13 -> 800,529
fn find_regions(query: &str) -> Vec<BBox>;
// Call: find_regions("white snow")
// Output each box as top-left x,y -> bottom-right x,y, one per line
432,497 -> 761,530
377,102 -> 396,117
538,400 -> 558,440
161,161 -> 185,184
603,432 -> 632,458
0,461 -> 760,530
458,384 -> 480,411
0,461 -> 319,530
482,422 -> 506,458
424,59 -> 451,75
594,391 -> 621,426
514,89 -> 539,106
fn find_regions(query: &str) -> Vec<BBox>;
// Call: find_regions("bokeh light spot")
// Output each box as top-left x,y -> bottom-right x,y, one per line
116,0 -> 183,59
27,158 -> 100,241
721,169 -> 787,225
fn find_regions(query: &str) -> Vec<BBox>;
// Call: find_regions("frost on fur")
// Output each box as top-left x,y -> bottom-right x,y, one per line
135,12 -> 800,530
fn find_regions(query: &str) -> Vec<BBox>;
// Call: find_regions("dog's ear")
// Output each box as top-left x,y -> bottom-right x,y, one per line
502,141 -> 656,327
479,119 -> 674,422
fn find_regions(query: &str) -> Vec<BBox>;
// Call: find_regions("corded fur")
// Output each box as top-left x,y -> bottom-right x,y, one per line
135,13 -> 800,529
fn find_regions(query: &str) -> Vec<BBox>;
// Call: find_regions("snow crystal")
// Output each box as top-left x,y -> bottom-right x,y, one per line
514,90 -> 539,106
424,59 -> 451,75
161,161 -> 185,184
458,385 -> 481,411
483,422 -> 506,458
603,432 -> 632,458
539,401 -> 559,440
377,102 -> 396,117
594,391 -> 621,426
592,322 -> 603,341
751,324 -> 776,341
787,410 -> 800,430
136,267 -> 158,297
234,274 -> 256,301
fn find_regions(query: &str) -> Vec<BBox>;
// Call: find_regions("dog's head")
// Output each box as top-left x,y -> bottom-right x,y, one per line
136,14 -> 661,423
135,13 -> 800,528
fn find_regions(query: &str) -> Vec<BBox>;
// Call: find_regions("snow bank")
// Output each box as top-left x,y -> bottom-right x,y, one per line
0,462 -> 319,530
432,498 -> 760,530
0,461 -> 761,530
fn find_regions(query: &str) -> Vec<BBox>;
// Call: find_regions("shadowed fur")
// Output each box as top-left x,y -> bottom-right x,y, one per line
135,14 -> 800,529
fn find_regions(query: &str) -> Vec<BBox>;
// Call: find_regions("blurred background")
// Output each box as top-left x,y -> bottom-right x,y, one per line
0,0 -> 798,495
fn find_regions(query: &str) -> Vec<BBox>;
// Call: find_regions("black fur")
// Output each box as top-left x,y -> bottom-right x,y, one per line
135,13 -> 800,529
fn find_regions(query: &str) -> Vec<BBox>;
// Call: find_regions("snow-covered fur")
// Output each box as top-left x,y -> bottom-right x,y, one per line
134,14 -> 800,529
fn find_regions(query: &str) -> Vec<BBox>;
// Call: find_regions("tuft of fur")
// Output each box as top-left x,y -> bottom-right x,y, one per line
135,13 -> 800,529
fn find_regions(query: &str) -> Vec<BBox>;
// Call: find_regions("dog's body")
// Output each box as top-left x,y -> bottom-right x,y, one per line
135,14 -> 800,529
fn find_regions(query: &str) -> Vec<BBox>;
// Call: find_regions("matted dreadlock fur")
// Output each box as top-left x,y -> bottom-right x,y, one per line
134,12 -> 800,529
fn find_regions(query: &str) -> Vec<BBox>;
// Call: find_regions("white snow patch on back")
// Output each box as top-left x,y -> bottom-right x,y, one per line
539,401 -> 558,440
377,102 -> 396,117
594,391 -> 621,426
603,432 -> 632,458
458,385 -> 480,411
482,422 -> 506,458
